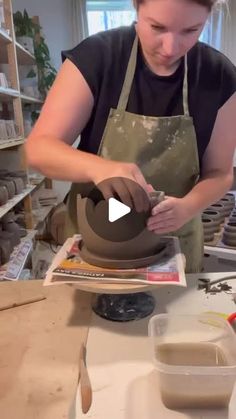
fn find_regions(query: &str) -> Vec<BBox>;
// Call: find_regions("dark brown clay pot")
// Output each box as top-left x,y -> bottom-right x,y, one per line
202,217 -> 215,242
2,221 -> 21,244
77,191 -> 165,266
208,204 -> 225,223
0,238 -> 12,265
222,231 -> 236,247
0,185 -> 8,205
202,210 -> 221,232
0,170 -> 28,188
222,222 -> 236,247
0,230 -> 19,247
229,213 -> 236,223
218,198 -> 234,216
224,192 -> 235,204
0,179 -> 15,199
5,176 -> 24,194
224,222 -> 236,234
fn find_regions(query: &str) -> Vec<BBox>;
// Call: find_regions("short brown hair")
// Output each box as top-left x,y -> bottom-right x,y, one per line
133,0 -> 218,11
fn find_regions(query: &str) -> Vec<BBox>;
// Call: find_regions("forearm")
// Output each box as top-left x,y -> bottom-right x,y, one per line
182,170 -> 233,216
25,135 -> 102,183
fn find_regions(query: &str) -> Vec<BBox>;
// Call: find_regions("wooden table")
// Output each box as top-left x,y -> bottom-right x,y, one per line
0,280 -> 92,419
1,273 -> 236,419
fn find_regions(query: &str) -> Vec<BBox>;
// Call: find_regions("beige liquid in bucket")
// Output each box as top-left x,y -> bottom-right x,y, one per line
155,342 -> 231,409
156,342 -> 228,366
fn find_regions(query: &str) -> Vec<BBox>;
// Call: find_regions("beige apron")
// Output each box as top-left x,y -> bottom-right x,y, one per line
65,36 -> 203,272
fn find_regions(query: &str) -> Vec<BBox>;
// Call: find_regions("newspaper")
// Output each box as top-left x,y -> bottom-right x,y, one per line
44,235 -> 186,287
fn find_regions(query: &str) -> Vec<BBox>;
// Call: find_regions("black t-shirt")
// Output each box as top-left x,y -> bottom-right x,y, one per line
62,24 -> 236,171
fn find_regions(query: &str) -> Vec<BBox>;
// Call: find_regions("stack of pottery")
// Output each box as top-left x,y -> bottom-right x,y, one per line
0,170 -> 27,210
202,192 -> 235,243
201,212 -> 221,242
222,221 -> 236,247
222,196 -> 236,247
0,211 -> 25,266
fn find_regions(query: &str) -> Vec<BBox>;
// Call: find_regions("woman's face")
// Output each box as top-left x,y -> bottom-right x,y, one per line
136,0 -> 209,68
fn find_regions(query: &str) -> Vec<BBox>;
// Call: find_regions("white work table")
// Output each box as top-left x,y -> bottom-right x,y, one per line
1,273 -> 236,419
75,272 -> 236,419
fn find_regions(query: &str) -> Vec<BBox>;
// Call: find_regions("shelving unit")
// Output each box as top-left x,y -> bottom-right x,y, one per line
20,93 -> 43,104
0,0 -> 56,279
0,136 -> 24,149
15,41 -> 36,65
0,86 -> 19,98
0,185 -> 36,219
33,204 -> 56,229
0,26 -> 12,44
0,229 -> 37,280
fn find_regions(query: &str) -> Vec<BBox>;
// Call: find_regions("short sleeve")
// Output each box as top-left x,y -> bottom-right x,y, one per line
220,54 -> 236,107
61,35 -> 105,98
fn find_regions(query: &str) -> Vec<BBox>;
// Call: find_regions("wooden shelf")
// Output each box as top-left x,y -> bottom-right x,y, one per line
0,0 -> 52,279
0,185 -> 36,220
29,175 -> 45,185
29,176 -> 46,192
0,229 -> 37,280
0,137 -> 24,150
20,94 -> 43,104
0,86 -> 19,100
0,29 -> 12,63
0,27 -> 12,44
15,41 -> 36,65
33,204 -> 56,229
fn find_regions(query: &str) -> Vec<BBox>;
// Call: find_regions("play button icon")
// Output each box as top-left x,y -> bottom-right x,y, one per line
81,177 -> 150,242
108,198 -> 131,222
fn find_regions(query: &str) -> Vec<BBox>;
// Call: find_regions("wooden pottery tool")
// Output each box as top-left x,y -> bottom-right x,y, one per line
79,343 -> 92,414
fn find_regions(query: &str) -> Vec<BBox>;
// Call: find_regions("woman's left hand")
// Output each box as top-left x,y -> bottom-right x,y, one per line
147,196 -> 193,234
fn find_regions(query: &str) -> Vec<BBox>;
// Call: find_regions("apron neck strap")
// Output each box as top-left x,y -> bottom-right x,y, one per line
183,55 -> 190,116
117,34 -> 190,117
117,35 -> 138,110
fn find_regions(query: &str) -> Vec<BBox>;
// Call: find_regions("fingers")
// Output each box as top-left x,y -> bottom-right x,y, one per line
94,161 -> 152,213
98,178 -> 133,208
148,222 -> 176,233
98,177 -> 149,212
131,167 -> 151,212
152,199 -> 173,216
112,178 -> 134,209
125,180 -> 150,212
147,183 -> 155,193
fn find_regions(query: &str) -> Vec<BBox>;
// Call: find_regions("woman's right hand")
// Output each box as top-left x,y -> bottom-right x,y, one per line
91,159 -> 151,213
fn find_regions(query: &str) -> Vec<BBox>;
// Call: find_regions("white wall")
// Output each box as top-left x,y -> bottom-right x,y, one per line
13,0 -> 73,71
13,0 -> 74,201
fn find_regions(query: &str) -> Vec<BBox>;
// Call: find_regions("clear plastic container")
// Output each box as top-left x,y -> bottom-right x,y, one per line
148,313 -> 236,409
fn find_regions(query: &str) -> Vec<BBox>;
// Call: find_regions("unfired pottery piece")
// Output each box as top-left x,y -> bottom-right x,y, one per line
77,190 -> 165,268
202,211 -> 220,232
78,239 -> 167,269
0,185 -> 8,205
201,216 -> 215,242
208,203 -> 225,223
224,192 -> 235,204
218,198 -> 234,216
0,179 -> 15,199
222,222 -> 236,247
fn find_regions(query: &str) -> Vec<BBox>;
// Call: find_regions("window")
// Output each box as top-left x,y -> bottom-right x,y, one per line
86,1 -> 224,51
86,0 -> 136,35
199,8 -> 224,50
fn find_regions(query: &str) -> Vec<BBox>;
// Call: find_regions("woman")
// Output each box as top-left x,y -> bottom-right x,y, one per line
25,0 -> 236,272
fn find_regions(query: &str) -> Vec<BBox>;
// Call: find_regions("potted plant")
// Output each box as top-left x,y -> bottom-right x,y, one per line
14,9 -> 57,99
34,32 -> 57,98
13,9 -> 35,54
